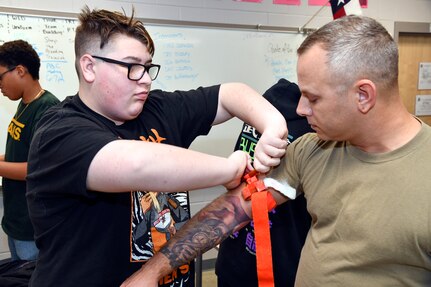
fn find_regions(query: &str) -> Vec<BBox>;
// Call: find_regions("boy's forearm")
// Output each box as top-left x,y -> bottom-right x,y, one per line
217,83 -> 287,134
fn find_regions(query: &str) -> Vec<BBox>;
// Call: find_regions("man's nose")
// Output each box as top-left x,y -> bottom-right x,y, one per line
296,96 -> 311,117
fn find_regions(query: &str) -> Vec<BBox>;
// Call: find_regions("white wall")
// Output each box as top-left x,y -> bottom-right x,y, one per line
1,0 -> 431,36
0,0 -> 430,261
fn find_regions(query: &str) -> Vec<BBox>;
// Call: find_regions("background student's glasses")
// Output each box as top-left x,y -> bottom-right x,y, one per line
0,66 -> 16,82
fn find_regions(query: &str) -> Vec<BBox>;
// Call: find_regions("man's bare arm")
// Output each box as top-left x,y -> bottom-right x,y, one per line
162,191 -> 251,266
120,184 -> 252,287
121,181 -> 289,287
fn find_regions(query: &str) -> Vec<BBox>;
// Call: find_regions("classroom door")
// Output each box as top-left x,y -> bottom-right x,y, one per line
398,33 -> 431,125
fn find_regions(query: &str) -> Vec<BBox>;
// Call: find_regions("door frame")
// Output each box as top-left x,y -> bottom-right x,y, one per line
394,21 -> 431,42
395,21 -> 431,125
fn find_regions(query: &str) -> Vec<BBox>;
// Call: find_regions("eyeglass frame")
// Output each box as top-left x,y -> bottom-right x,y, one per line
0,66 -> 17,82
91,55 -> 161,81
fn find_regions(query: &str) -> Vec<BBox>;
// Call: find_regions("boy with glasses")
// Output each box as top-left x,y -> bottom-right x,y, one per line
26,6 -> 288,287
0,40 -> 59,262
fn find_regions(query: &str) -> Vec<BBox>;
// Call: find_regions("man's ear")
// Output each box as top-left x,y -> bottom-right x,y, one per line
80,54 -> 96,83
355,79 -> 376,114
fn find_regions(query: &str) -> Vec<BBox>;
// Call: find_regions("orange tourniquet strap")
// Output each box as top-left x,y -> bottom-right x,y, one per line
242,170 -> 276,287
252,191 -> 275,287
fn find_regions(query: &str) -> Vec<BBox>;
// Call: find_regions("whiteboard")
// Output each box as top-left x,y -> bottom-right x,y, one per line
0,11 -> 305,157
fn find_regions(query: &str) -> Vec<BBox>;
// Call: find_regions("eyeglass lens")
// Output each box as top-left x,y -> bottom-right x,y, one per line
129,65 -> 159,81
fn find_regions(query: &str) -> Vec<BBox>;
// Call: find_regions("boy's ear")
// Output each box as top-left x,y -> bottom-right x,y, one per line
80,54 -> 96,82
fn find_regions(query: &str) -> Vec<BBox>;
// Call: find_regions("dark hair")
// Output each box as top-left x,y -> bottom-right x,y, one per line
0,40 -> 41,80
74,6 -> 155,76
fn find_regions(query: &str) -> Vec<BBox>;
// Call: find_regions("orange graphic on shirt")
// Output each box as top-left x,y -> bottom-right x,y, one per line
140,129 -> 166,143
159,264 -> 190,285
140,192 -> 179,252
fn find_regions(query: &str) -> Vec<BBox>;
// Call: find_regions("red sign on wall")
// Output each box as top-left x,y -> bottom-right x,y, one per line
234,0 -> 263,3
273,0 -> 301,5
308,0 -> 367,8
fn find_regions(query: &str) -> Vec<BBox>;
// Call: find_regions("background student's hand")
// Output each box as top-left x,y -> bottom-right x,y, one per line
223,150 -> 252,190
253,127 -> 289,173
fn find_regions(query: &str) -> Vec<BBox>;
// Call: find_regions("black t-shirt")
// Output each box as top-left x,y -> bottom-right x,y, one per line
26,86 -> 219,287
2,91 -> 59,241
216,79 -> 313,287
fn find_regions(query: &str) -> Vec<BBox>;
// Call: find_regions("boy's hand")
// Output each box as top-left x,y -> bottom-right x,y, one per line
253,128 -> 289,173
223,150 -> 252,190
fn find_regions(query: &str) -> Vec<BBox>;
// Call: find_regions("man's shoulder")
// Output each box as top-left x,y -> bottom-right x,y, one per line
290,133 -> 342,157
292,132 -> 319,146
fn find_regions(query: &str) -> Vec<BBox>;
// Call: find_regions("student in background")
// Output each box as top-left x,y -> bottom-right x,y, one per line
216,78 -> 313,287
122,15 -> 431,287
25,6 -> 288,287
0,40 -> 59,261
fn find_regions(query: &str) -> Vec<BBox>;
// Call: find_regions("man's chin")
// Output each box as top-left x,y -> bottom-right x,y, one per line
315,131 -> 329,141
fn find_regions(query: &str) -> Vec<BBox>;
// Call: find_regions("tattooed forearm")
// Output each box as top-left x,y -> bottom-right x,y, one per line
160,191 -> 251,270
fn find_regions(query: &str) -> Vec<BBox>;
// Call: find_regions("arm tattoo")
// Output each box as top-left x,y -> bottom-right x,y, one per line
160,192 -> 250,269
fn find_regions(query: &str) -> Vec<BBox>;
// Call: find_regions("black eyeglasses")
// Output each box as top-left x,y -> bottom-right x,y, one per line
92,55 -> 160,81
0,66 -> 16,82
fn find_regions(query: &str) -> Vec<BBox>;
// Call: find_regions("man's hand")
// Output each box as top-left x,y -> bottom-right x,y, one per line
253,127 -> 289,173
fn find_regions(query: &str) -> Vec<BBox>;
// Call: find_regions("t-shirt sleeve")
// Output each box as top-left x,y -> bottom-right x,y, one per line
27,114 -> 117,199
147,85 -> 220,147
266,133 -> 317,199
